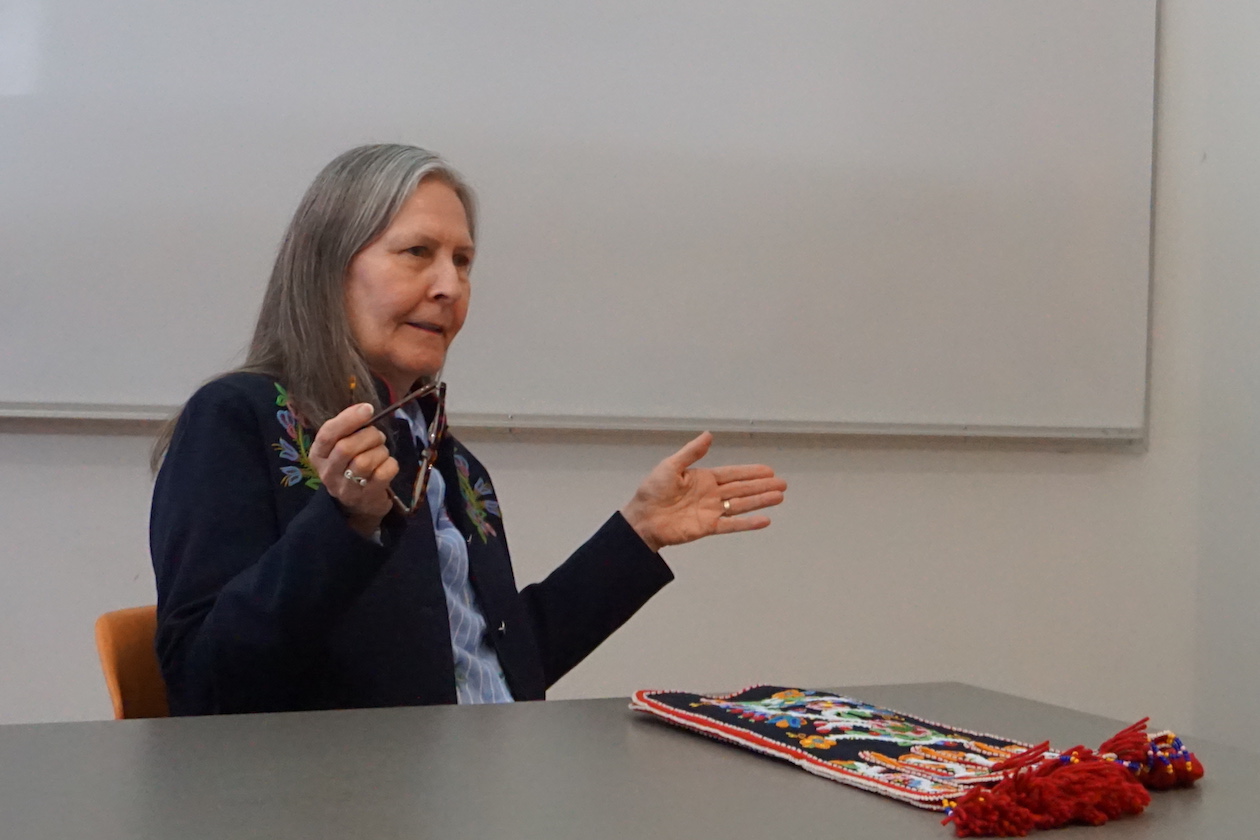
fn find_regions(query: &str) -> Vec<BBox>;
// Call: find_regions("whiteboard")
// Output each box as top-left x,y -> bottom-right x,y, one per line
0,0 -> 1156,438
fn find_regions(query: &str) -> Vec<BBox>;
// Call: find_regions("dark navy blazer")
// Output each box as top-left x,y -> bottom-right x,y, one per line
150,373 -> 674,715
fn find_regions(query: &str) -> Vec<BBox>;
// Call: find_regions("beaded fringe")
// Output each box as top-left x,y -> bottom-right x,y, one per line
942,718 -> 1204,836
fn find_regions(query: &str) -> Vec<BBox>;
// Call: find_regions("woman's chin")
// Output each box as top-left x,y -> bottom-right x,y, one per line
400,357 -> 446,383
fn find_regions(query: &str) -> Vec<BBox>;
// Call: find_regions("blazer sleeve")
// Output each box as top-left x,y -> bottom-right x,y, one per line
150,379 -> 392,714
518,512 -> 675,688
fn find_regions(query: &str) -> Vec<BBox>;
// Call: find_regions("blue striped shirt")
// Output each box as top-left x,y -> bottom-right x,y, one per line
400,405 -> 514,704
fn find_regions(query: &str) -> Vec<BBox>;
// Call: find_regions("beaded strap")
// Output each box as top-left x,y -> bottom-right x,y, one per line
631,685 -> 1203,835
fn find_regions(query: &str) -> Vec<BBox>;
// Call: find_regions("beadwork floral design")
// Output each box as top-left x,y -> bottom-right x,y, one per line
272,383 -> 321,490
633,687 -> 1030,807
633,685 -> 1203,829
794,734 -> 835,750
454,453 -> 500,542
702,689 -> 961,748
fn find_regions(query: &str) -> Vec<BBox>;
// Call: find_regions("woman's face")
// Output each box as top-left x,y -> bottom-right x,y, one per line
345,177 -> 474,396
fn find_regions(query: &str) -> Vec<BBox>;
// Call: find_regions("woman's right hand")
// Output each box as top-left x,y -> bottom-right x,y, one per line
308,403 -> 400,538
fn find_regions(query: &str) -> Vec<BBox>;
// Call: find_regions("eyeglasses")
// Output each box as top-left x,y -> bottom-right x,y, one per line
356,381 -> 448,517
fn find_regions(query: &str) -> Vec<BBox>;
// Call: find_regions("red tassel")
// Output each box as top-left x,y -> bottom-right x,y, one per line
1097,718 -> 1150,760
1133,731 -> 1203,790
942,750 -> 1149,837
1179,754 -> 1206,785
989,741 -> 1052,774
941,720 -> 1204,837
1104,722 -> 1205,791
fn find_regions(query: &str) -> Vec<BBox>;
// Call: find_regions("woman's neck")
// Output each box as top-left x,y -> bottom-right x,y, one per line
375,372 -> 426,404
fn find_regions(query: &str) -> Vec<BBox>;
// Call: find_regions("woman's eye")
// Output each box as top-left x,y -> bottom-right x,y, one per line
454,254 -> 472,269
405,245 -> 430,257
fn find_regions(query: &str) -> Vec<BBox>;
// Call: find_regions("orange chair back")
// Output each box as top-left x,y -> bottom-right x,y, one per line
94,605 -> 170,719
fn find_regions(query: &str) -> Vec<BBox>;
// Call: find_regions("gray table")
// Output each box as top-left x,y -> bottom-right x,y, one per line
0,683 -> 1247,838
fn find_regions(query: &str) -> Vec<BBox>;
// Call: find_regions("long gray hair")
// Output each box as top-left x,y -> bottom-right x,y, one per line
152,143 -> 477,470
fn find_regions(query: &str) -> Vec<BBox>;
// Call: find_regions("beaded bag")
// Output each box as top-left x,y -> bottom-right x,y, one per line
630,686 -> 1203,837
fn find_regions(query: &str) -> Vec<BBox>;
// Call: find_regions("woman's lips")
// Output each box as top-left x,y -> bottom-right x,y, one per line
407,321 -> 444,335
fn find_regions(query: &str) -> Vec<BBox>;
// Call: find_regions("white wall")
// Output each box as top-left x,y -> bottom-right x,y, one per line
0,431 -> 158,722
0,1 -> 1248,743
1193,0 -> 1260,744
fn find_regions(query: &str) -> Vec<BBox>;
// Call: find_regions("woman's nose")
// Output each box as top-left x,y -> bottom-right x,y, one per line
428,256 -> 463,300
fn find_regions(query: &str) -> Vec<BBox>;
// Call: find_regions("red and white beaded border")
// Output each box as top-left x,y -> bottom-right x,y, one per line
630,686 -> 1045,810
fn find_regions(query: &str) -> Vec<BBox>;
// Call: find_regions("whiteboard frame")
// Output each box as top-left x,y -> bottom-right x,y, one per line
0,400 -> 1146,442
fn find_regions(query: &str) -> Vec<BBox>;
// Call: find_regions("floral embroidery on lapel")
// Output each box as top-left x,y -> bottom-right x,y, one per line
454,453 -> 500,542
272,383 -> 321,490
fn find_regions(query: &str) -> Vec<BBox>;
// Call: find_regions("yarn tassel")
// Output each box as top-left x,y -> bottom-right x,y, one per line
941,745 -> 1149,837
1097,718 -> 1150,760
1096,717 -> 1204,790
941,715 -> 1205,838
1133,731 -> 1205,790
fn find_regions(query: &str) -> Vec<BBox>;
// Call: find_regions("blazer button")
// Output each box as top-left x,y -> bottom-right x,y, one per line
497,620 -> 506,636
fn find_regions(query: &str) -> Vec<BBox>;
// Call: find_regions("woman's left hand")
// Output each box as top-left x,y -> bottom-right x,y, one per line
620,432 -> 787,553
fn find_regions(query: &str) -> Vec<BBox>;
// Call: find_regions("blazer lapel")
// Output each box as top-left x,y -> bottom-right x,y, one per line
389,417 -> 421,505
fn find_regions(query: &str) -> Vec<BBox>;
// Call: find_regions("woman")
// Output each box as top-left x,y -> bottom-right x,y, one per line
150,144 -> 787,715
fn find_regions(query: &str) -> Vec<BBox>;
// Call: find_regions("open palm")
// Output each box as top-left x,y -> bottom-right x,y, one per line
620,432 -> 787,553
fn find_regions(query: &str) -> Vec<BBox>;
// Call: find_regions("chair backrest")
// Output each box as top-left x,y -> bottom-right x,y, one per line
94,605 -> 170,719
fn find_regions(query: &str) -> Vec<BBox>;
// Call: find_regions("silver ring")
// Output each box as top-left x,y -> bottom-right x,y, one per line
344,468 -> 368,487
722,499 -> 732,515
